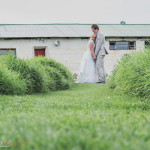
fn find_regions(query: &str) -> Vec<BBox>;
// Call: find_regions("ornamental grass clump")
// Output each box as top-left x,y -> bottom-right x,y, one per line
30,57 -> 74,90
28,58 -> 57,91
0,64 -> 27,95
108,49 -> 150,99
44,66 -> 68,90
0,53 -> 74,95
37,57 -> 73,80
0,54 -> 49,94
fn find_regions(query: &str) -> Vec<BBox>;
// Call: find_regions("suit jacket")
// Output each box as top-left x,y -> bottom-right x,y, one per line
94,31 -> 106,56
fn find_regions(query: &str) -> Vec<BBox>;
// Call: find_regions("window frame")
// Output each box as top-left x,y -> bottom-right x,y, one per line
109,41 -> 136,50
145,41 -> 150,49
0,48 -> 16,56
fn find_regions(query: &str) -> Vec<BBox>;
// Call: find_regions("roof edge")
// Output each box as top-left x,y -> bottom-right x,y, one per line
0,23 -> 150,26
0,36 -> 150,39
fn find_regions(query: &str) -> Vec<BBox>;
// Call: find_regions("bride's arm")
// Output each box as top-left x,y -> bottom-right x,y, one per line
90,42 -> 96,59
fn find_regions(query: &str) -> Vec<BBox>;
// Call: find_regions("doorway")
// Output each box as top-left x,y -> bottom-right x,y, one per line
34,49 -> 45,56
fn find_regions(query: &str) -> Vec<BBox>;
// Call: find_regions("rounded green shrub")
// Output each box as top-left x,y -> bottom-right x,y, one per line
27,58 -> 57,91
45,66 -> 69,90
29,57 -> 74,90
35,57 -> 73,80
0,54 -> 49,94
0,64 -> 27,95
108,49 -> 150,99
0,54 -> 74,95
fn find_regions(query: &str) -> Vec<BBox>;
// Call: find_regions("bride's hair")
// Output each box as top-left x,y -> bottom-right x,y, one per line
90,33 -> 96,39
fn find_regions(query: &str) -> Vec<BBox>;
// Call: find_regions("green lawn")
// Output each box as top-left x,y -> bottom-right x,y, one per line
0,84 -> 150,150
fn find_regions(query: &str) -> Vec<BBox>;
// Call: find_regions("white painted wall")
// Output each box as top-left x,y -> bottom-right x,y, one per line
136,40 -> 145,51
0,37 -> 148,76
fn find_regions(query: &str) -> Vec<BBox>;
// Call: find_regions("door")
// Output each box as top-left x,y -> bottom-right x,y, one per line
34,49 -> 45,56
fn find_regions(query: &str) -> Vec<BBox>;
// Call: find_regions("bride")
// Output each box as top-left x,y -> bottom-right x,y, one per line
76,34 -> 99,83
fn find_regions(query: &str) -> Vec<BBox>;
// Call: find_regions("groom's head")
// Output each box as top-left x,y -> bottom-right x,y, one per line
91,24 -> 99,33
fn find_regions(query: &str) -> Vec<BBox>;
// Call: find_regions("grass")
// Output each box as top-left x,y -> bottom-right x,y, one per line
0,64 -> 27,95
0,54 -> 74,95
108,49 -> 150,99
0,84 -> 150,150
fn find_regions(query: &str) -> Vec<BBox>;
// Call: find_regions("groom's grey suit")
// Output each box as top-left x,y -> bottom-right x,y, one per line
94,31 -> 106,83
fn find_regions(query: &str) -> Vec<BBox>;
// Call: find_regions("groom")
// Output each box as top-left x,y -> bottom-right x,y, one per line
91,24 -> 106,83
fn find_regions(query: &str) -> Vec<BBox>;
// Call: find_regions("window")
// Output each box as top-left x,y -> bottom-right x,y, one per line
0,49 -> 16,56
110,42 -> 115,50
129,42 -> 135,50
109,41 -> 136,50
116,42 -> 128,50
145,41 -> 150,49
34,48 -> 45,56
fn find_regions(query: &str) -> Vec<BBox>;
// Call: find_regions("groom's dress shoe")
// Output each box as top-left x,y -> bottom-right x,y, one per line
97,81 -> 106,84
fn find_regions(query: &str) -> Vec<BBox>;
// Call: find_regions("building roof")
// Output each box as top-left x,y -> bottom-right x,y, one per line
0,24 -> 150,38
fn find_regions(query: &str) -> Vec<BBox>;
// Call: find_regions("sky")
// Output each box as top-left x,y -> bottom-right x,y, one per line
0,0 -> 150,24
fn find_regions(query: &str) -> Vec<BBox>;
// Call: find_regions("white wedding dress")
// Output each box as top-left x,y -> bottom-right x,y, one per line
76,39 -> 99,83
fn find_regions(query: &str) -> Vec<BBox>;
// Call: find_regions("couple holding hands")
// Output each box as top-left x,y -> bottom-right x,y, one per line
76,24 -> 108,83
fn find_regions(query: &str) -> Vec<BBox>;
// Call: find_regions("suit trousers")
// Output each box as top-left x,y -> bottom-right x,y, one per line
96,55 -> 106,82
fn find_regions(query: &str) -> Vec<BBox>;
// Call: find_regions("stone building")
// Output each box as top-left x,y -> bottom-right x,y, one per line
0,24 -> 150,75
